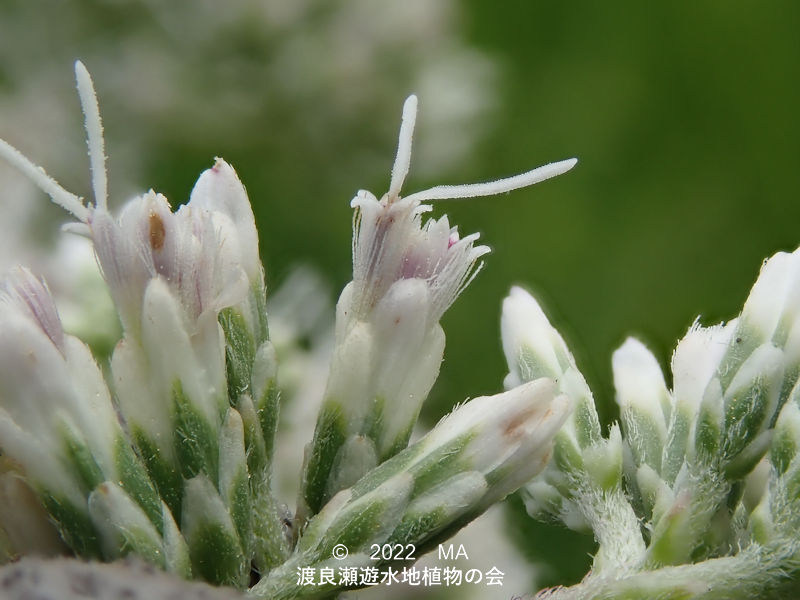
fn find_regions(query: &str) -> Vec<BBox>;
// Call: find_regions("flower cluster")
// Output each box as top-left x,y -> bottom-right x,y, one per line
298,94 -> 576,522
502,252 -> 800,598
0,63 -> 576,598
6,59 -> 797,600
0,63 -> 284,586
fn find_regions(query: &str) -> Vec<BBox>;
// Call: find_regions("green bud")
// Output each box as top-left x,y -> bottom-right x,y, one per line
583,425 -> 623,492
748,493 -> 773,546
636,463 -> 673,522
771,396 -> 800,474
662,403 -> 693,486
645,489 -> 695,567
390,471 -> 487,547
614,338 -> 670,473
88,482 -> 164,567
219,306 -> 257,403
171,380 -> 220,483
721,344 -> 783,461
218,409 -> 251,558
251,341 -> 280,463
325,435 -> 378,501
161,502 -> 191,578
692,379 -> 724,465
182,475 -> 246,588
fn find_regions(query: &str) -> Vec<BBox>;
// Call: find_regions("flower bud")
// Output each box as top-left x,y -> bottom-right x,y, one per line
740,250 -> 800,346
501,286 -> 602,487
770,386 -> 800,475
665,320 -> 737,484
672,320 -> 738,415
88,482 -> 164,566
720,343 -> 784,465
502,286 -> 573,385
218,409 -> 250,557
613,337 -> 671,473
182,475 -> 247,587
255,380 -> 570,600
0,269 -> 162,555
189,158 -> 260,284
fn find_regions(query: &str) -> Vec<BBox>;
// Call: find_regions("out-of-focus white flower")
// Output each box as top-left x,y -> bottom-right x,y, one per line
0,268 -> 118,496
266,267 -> 335,501
0,266 -> 168,561
0,62 -> 289,578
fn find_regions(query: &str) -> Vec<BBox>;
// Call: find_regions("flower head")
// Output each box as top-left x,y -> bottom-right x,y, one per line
0,62 -> 256,339
347,95 -> 576,329
300,97 -> 577,520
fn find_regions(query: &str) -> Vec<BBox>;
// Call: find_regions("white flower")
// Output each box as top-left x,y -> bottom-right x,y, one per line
188,158 -> 261,286
91,188 -> 249,336
0,62 -> 261,477
347,95 -> 576,330
300,98 -> 576,517
0,268 -> 120,505
0,63 -> 254,338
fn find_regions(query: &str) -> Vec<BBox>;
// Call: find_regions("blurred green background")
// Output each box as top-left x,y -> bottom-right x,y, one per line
2,0 -> 800,593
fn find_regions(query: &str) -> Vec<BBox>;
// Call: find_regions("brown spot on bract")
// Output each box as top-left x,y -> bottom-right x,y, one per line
149,211 -> 166,251
504,409 -> 533,437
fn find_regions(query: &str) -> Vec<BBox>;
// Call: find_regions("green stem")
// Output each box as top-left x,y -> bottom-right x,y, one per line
537,543 -> 800,600
578,485 -> 645,575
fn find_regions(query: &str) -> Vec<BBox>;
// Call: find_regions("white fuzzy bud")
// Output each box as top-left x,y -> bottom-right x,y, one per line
613,337 -> 671,472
